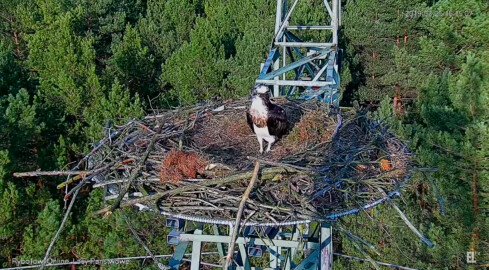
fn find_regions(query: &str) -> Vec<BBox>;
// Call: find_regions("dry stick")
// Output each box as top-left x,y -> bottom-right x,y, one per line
39,188 -> 80,270
95,167 -> 296,214
57,162 -> 116,190
377,188 -> 434,248
224,161 -> 260,269
13,170 -> 92,177
93,177 -> 160,187
108,121 -> 164,213
247,156 -> 316,171
14,162 -> 113,189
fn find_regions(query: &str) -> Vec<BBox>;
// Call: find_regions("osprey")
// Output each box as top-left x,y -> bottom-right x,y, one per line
246,84 -> 287,154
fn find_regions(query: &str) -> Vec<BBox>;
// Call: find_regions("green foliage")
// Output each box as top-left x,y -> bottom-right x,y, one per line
28,7 -> 102,116
0,39 -> 21,96
84,79 -> 143,141
335,0 -> 489,268
0,0 -> 486,268
0,151 -> 21,262
108,24 -> 155,97
160,17 -> 226,105
74,189 -> 172,269
137,0 -> 195,62
225,0 -> 275,97
21,200 -> 64,258
342,0 -> 428,101
0,89 -> 43,172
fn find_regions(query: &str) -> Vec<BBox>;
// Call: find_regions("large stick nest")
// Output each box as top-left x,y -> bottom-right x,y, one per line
84,97 -> 412,224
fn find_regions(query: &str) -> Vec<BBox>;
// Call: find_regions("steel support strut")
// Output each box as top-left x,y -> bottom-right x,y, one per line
165,218 -> 333,270
258,0 -> 341,106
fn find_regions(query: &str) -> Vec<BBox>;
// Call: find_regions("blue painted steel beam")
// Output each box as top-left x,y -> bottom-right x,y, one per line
169,242 -> 189,270
320,223 -> 333,270
213,225 -> 226,268
238,244 -> 252,270
300,86 -> 327,100
258,48 -> 280,79
284,32 -> 317,75
292,249 -> 319,270
259,49 -> 330,80
190,226 -> 203,270
284,31 -> 323,52
179,234 -> 319,249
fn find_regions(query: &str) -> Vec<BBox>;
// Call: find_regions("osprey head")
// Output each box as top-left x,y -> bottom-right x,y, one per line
253,84 -> 270,95
251,84 -> 271,102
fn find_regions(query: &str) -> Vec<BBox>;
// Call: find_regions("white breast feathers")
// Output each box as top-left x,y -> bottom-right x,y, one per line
250,96 -> 268,118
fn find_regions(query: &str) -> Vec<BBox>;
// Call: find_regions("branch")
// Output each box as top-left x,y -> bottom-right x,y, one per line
40,188 -> 81,270
247,156 -> 316,171
57,162 -> 115,189
108,121 -> 164,213
378,187 -> 434,248
95,166 -> 298,215
13,170 -> 91,177
224,161 -> 260,269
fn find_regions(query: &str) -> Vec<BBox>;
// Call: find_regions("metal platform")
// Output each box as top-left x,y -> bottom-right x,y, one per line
257,0 -> 341,106
165,218 -> 332,270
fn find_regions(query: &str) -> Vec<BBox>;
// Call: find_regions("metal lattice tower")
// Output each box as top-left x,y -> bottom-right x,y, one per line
163,1 -> 340,269
257,0 -> 341,106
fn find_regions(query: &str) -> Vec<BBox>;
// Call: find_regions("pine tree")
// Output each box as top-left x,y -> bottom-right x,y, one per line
21,200 -> 64,259
160,17 -> 226,105
0,39 -> 22,96
84,79 -> 143,142
0,151 -> 22,266
27,6 -> 103,117
107,24 -> 156,98
225,0 -> 274,97
343,0 -> 429,101
137,0 -> 195,62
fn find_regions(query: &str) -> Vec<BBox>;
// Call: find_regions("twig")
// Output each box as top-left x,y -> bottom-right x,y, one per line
108,121 -> 164,213
224,161 -> 260,269
347,234 -> 381,270
337,224 -> 380,256
247,156 -> 316,171
378,188 -> 434,248
93,177 -> 160,187
334,253 -> 419,270
424,172 -> 445,216
95,167 -> 296,214
13,170 -> 92,177
39,188 -> 80,270
57,162 -> 115,190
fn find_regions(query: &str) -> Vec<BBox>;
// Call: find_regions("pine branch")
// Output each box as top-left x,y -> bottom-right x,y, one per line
247,156 -> 316,171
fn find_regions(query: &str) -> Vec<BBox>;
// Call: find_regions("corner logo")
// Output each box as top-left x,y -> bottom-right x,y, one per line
466,251 -> 479,264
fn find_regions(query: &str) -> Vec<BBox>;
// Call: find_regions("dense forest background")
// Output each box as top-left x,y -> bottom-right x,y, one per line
0,0 -> 488,269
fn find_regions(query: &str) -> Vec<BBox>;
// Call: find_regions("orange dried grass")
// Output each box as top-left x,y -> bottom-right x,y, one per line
380,159 -> 392,171
160,149 -> 208,184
